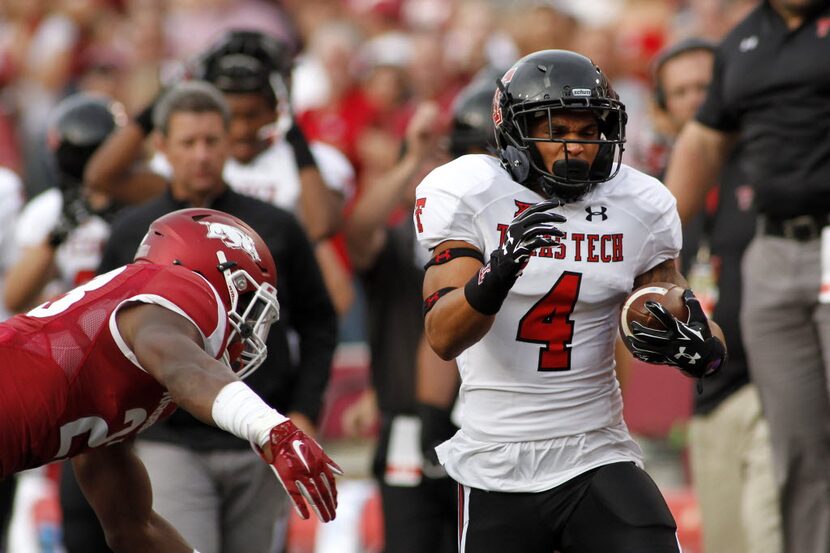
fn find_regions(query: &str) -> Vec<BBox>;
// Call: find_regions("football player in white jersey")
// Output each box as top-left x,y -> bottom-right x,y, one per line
4,94 -> 121,315
415,50 -> 727,553
84,30 -> 354,314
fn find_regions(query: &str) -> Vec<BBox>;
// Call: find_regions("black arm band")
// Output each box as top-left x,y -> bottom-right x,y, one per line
285,124 -> 317,170
134,100 -> 156,135
423,287 -> 457,317
424,248 -> 485,270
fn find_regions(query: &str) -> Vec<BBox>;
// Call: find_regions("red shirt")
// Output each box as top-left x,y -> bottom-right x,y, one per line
0,263 -> 229,478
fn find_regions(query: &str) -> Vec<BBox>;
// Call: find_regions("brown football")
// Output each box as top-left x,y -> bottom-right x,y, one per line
619,282 -> 689,342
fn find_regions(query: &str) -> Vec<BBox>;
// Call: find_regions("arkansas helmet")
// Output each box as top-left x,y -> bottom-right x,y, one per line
134,208 -> 280,379
492,50 -> 627,201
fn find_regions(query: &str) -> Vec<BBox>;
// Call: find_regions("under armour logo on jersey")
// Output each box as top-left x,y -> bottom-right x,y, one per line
201,221 -> 261,262
674,347 -> 701,365
585,206 -> 608,221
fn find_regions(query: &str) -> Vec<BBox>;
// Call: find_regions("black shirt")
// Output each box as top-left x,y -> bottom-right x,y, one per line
696,0 -> 830,218
359,216 -> 424,416
690,153 -> 756,415
98,187 -> 337,450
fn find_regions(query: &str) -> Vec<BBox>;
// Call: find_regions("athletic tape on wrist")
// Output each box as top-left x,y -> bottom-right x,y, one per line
211,381 -> 288,447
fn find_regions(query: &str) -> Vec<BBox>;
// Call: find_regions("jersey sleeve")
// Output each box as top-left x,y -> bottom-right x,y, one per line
310,141 -> 355,201
148,152 -> 173,179
414,164 -> 482,251
634,186 -> 683,276
116,266 -> 228,359
695,49 -> 740,132
13,190 -> 60,250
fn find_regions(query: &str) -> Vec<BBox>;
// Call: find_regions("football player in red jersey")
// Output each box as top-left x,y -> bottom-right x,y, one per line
0,207 -> 341,553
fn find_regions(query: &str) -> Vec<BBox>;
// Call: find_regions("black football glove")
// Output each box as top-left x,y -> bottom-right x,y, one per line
625,289 -> 726,378
48,180 -> 91,247
464,198 -> 565,315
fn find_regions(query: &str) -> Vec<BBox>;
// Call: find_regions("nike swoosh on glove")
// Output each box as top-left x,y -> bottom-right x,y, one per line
259,420 -> 343,522
625,289 -> 726,378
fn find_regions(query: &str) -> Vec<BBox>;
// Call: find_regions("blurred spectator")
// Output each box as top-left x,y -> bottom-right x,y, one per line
504,3 -> 576,56
345,100 -> 458,553
296,21 -> 376,168
0,165 -> 23,551
163,0 -> 299,61
652,37 -> 781,553
3,94 -> 121,315
2,92 -> 123,553
97,81 -> 337,553
666,2 -> 830,551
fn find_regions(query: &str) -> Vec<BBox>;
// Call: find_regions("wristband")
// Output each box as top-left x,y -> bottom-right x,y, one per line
285,124 -> 317,170
211,381 -> 288,447
133,100 -> 156,135
462,253 -> 519,315
47,229 -> 68,248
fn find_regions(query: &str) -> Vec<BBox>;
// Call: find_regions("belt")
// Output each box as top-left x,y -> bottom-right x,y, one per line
759,214 -> 830,241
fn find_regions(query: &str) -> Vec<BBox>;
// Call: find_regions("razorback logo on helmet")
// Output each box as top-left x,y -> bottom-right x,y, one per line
200,221 -> 261,262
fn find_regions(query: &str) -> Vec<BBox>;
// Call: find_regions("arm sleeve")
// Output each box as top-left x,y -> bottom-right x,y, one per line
414,166 -> 482,251
278,216 -> 337,422
310,141 -> 356,201
695,49 -> 740,132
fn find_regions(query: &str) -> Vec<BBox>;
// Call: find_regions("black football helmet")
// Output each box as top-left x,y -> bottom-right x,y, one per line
50,93 -> 121,182
493,50 -> 627,201
448,79 -> 497,158
194,30 -> 294,104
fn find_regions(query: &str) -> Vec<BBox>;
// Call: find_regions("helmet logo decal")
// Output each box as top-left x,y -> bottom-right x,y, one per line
492,88 -> 503,127
571,88 -> 592,97
201,222 -> 261,262
492,67 -> 518,127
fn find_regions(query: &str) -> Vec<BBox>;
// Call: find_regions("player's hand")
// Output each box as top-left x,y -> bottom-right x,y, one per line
625,289 -> 726,378
48,185 -> 90,247
464,199 -> 565,315
417,402 -> 456,479
260,420 -> 342,522
497,198 -> 566,270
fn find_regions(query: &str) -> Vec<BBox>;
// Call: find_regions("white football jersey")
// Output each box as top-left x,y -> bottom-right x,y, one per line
12,188 -> 110,291
150,139 -> 353,210
415,154 -> 681,491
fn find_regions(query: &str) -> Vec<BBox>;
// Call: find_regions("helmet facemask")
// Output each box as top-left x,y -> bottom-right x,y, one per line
217,251 -> 280,379
502,100 -> 626,201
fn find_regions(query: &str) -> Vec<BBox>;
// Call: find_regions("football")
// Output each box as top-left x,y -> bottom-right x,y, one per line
619,282 -> 688,341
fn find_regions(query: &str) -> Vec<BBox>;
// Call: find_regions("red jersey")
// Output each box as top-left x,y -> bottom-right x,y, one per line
0,263 -> 230,478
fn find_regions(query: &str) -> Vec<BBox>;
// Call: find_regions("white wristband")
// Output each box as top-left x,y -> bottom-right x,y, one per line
211,381 -> 288,447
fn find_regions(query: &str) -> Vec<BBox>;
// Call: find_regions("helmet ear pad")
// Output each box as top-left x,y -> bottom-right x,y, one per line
502,144 -> 531,183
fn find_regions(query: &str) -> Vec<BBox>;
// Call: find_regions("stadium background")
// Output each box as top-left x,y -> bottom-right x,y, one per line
0,0 -> 759,551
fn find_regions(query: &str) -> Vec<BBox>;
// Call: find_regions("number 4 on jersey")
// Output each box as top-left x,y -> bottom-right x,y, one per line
516,272 -> 582,371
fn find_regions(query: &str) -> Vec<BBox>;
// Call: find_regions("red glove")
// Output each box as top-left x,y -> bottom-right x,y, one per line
260,420 -> 342,522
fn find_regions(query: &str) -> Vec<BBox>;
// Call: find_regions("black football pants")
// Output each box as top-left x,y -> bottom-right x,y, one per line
459,462 -> 679,553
